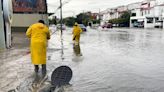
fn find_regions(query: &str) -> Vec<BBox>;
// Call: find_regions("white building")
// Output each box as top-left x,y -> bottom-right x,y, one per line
130,0 -> 164,28
101,6 -> 127,25
100,0 -> 164,29
127,2 -> 141,10
163,12 -> 164,28
101,2 -> 142,26
128,2 -> 142,23
100,9 -> 111,25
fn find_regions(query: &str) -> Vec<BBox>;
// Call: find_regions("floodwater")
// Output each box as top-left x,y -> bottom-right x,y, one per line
1,28 -> 164,92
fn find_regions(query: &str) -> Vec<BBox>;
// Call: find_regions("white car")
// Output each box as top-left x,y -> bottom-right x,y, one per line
57,24 -> 66,30
49,24 -> 57,33
155,21 -> 162,28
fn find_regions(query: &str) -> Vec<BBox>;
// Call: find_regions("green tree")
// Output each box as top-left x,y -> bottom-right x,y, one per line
109,11 -> 130,27
49,16 -> 57,25
63,17 -> 76,27
76,12 -> 91,26
63,12 -> 100,27
92,19 -> 100,24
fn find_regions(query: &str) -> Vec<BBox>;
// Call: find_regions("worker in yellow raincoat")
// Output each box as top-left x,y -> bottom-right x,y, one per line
26,20 -> 50,75
72,23 -> 82,44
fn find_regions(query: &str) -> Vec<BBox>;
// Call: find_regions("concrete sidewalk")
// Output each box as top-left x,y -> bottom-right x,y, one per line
0,31 -> 63,92
0,31 -> 33,92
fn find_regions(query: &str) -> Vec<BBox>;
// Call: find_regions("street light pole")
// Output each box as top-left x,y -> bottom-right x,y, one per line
99,8 -> 101,26
59,0 -> 64,61
60,0 -> 63,35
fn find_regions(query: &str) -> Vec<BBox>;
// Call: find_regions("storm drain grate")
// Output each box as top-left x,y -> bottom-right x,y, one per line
51,66 -> 72,87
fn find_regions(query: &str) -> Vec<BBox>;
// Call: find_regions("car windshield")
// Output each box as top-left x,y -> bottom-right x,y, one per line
57,24 -> 65,26
79,24 -> 85,28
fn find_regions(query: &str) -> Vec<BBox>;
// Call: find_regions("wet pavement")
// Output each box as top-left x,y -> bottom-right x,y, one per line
1,28 -> 164,92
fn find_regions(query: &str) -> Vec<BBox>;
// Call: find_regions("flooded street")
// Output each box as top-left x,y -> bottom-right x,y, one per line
1,28 -> 164,92
48,28 -> 164,92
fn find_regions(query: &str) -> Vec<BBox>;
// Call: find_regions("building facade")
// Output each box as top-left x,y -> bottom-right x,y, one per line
12,0 -> 49,32
12,14 -> 48,32
101,0 -> 164,29
130,0 -> 164,28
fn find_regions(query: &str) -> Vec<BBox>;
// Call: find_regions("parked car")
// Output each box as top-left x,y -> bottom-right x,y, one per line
102,23 -> 113,28
133,22 -> 139,27
155,21 -> 162,28
79,24 -> 87,32
133,22 -> 144,28
138,23 -> 144,28
57,24 -> 66,30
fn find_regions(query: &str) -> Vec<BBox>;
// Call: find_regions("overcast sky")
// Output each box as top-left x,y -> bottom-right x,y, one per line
47,0 -> 164,18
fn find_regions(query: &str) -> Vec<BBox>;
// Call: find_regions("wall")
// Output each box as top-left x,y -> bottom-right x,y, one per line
12,14 -> 48,27
136,9 -> 141,16
163,13 -> 164,29
154,6 -> 160,17
0,1 -> 6,49
144,18 -> 155,28
11,13 -> 48,31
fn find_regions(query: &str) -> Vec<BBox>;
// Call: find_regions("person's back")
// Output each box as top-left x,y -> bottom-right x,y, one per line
27,23 -> 50,42
72,23 -> 82,44
26,20 -> 50,76
73,26 -> 82,35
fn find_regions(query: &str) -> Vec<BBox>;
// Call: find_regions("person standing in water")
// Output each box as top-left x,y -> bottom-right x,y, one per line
72,22 -> 82,45
26,20 -> 50,76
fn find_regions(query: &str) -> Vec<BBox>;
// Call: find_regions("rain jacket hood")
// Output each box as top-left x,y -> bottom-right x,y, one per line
33,23 -> 45,29
74,22 -> 78,26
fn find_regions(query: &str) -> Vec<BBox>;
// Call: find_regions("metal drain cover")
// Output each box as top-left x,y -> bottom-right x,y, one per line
51,66 -> 72,87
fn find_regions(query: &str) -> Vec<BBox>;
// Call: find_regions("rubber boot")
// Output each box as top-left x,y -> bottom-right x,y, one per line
42,64 -> 47,77
34,65 -> 39,73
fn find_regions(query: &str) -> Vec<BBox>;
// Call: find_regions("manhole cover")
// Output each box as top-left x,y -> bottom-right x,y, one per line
51,66 -> 72,87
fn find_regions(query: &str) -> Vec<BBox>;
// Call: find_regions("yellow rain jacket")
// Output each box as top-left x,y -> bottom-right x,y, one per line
72,23 -> 82,43
26,23 -> 50,65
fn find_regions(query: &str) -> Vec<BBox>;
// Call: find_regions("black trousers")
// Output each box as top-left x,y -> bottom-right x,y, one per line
34,64 -> 46,74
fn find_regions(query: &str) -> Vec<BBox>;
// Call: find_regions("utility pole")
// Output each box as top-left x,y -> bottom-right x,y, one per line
60,0 -> 63,35
99,8 -> 101,26
59,0 -> 64,61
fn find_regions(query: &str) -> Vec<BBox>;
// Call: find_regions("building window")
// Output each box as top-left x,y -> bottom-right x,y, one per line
155,18 -> 159,22
147,18 -> 153,23
141,11 -> 144,16
131,13 -> 136,17
131,19 -> 137,23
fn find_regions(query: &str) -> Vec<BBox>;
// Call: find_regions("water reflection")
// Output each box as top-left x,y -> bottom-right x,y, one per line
108,31 -> 134,43
72,43 -> 83,62
73,44 -> 82,56
61,34 -> 65,61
